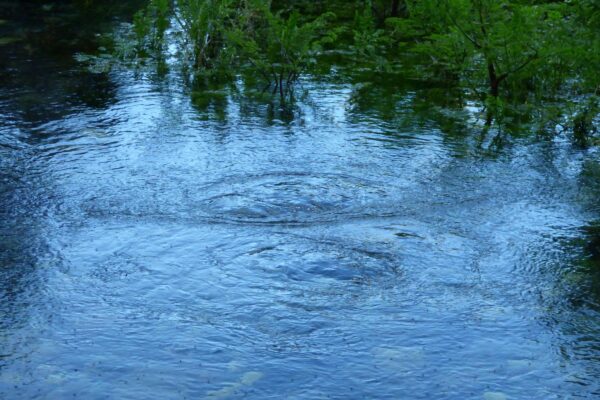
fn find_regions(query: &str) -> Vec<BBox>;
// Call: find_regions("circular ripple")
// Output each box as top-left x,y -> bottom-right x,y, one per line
207,232 -> 402,289
194,172 -> 401,225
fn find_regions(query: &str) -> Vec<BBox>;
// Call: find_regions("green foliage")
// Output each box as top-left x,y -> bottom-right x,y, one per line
175,0 -> 238,73
401,1 -> 597,101
350,1 -> 390,70
404,1 -> 557,97
385,0 -> 598,143
227,1 -> 336,97
127,0 -> 243,78
123,0 -> 337,95
571,0 -> 600,93
133,0 -> 169,55
97,0 -> 599,143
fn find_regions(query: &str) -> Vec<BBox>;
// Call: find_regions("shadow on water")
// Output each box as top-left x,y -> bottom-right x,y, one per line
0,150 -> 63,393
0,0 -> 144,126
0,0 -> 138,392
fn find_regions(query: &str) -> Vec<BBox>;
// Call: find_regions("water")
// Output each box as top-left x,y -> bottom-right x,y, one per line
1,3 -> 600,399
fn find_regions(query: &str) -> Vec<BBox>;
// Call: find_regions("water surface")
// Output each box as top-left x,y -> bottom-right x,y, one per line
1,3 -> 599,399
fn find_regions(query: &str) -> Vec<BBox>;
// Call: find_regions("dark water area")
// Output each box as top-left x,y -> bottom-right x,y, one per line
1,3 -> 600,399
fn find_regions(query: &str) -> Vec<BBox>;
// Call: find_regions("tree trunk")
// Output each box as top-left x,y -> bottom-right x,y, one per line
488,62 -> 499,97
390,0 -> 407,18
391,0 -> 400,17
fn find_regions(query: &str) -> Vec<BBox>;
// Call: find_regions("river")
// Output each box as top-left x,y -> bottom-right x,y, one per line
1,2 -> 599,399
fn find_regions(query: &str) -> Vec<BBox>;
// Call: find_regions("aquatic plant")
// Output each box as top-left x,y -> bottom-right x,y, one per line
93,0 -> 599,142
226,1 -> 336,99
350,1 -> 391,71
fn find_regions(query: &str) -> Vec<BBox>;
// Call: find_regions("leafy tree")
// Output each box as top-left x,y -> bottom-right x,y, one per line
383,0 -> 598,141
401,0 -> 571,98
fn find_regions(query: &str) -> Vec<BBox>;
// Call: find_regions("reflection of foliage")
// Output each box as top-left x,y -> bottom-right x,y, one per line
573,97 -> 599,147
561,221 -> 600,311
344,75 -> 594,154
586,225 -> 600,266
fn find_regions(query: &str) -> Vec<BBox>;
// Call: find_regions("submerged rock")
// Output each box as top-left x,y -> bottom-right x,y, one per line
206,371 -> 264,399
483,392 -> 508,400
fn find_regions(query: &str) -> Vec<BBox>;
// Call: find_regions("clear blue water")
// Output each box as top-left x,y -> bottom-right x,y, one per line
1,3 -> 599,399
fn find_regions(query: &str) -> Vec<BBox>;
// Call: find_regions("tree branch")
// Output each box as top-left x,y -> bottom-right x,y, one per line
498,51 -> 539,82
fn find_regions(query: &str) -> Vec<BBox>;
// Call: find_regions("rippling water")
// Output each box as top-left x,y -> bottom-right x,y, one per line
1,3 -> 600,399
